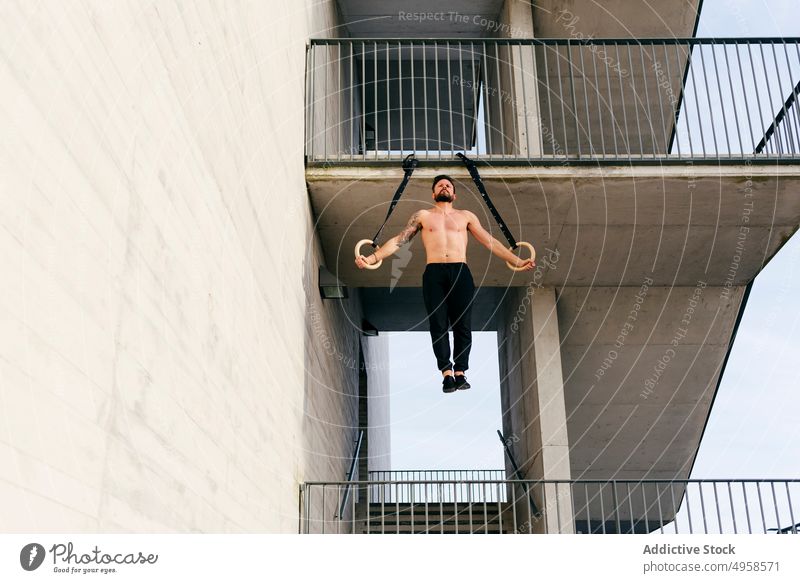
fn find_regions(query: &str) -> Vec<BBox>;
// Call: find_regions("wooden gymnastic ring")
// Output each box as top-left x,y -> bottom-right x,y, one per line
506,241 -> 536,272
355,239 -> 382,270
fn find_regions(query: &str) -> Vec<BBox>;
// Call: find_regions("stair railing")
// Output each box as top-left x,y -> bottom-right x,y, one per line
769,521 -> 800,534
336,430 -> 364,519
755,79 -> 800,155
497,430 -> 540,517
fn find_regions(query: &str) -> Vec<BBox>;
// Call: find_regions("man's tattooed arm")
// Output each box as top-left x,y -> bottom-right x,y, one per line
357,211 -> 423,267
396,211 -> 423,245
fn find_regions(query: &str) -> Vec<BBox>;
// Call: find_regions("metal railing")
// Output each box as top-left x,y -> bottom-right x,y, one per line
367,470 -> 507,503
335,430 -> 363,519
497,430 -> 539,516
305,37 -> 800,163
299,478 -> 800,534
756,79 -> 800,154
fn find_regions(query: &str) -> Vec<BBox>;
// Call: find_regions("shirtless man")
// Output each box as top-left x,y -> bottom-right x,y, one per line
355,175 -> 535,393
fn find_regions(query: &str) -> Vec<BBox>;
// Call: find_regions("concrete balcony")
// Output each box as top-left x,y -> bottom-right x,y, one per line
303,36 -> 800,505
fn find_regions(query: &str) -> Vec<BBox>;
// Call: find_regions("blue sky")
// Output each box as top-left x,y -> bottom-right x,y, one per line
388,331 -> 504,469
387,0 -> 800,477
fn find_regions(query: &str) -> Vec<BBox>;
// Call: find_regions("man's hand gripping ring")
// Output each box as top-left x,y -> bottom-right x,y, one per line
506,242 -> 536,271
355,239 -> 382,270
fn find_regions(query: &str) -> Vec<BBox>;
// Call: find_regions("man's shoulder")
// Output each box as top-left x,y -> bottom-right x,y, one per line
405,209 -> 428,229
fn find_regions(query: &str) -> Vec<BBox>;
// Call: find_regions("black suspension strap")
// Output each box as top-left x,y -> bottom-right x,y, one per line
370,153 -> 419,248
358,152 -> 532,272
456,152 -> 518,249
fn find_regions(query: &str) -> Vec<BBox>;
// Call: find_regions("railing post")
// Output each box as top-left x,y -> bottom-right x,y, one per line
298,484 -> 304,534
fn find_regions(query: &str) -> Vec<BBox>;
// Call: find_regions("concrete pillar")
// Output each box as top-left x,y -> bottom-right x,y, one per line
494,0 -> 543,157
361,335 -> 391,474
497,287 -> 573,533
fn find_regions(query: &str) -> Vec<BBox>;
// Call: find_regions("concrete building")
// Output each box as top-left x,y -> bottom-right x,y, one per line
2,1 -> 798,533
1,0 -> 372,533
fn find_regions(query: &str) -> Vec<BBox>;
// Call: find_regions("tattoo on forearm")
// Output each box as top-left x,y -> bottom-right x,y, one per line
397,211 -> 422,245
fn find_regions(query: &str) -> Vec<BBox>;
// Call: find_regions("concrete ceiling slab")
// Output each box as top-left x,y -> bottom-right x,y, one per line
547,224 -> 779,286
563,344 -> 727,406
557,285 -> 741,346
335,1 -> 701,39
337,0 -> 505,37
568,403 -> 709,475
558,284 -> 745,478
307,164 -> 800,288
532,0 -> 702,39
564,174 -> 800,226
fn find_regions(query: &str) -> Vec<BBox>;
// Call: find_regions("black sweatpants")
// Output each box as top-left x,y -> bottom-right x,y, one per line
422,262 -> 475,373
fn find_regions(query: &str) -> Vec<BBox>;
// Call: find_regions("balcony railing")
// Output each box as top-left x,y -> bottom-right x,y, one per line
300,478 -> 800,534
305,37 -> 800,164
367,470 -> 507,503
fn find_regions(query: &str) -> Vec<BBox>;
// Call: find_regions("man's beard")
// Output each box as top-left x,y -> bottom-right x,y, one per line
434,193 -> 453,202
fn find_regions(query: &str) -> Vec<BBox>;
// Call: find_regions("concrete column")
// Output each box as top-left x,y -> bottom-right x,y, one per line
361,335 -> 391,474
497,287 -> 573,533
496,0 -> 543,156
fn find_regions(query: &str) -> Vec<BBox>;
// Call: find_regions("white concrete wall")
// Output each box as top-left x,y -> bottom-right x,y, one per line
0,0 -> 356,532
303,230 -> 362,483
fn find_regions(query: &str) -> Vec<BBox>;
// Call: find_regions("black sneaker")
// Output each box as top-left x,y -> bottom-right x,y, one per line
442,375 -> 457,393
455,375 -> 471,391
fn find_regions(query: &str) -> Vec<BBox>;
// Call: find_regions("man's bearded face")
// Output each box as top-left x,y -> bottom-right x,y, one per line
434,181 -> 454,202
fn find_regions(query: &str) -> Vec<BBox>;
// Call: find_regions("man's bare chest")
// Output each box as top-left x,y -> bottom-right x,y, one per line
422,212 -> 469,234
